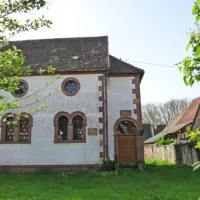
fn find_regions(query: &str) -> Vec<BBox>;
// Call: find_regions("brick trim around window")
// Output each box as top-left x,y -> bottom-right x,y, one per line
0,113 -> 33,144
11,79 -> 28,98
54,111 -> 87,143
61,77 -> 80,96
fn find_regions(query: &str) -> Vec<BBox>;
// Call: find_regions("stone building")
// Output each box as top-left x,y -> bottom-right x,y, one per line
0,36 -> 144,172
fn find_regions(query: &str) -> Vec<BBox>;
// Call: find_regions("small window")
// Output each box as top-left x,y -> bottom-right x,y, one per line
73,115 -> 83,140
11,79 -> 28,98
61,78 -> 80,96
58,116 -> 68,140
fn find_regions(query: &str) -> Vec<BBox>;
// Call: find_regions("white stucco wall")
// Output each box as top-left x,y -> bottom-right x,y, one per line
107,77 -> 136,160
0,74 -> 102,165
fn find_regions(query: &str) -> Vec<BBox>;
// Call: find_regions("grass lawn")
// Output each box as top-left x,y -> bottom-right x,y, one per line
0,160 -> 200,200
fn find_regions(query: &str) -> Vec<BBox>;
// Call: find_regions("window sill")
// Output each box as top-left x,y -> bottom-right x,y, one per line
0,141 -> 31,144
54,140 -> 86,144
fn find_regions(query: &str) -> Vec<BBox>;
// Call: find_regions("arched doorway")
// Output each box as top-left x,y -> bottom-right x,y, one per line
114,117 -> 137,163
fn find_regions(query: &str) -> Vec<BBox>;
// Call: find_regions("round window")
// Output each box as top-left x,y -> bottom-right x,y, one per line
11,79 -> 28,98
61,78 -> 80,96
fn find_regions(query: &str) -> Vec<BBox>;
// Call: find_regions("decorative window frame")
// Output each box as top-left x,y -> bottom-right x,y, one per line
61,77 -> 80,96
11,79 -> 28,98
54,111 -> 87,143
114,117 -> 138,135
0,112 -> 33,144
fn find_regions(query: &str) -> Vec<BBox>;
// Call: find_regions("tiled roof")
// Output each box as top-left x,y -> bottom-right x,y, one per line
144,97 -> 200,144
8,37 -> 144,77
178,97 -> 200,123
10,36 -> 109,72
109,55 -> 144,76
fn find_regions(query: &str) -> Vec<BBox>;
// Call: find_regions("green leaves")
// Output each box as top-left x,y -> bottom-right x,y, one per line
187,128 -> 200,171
38,68 -> 46,74
195,142 -> 200,148
192,4 -> 198,14
183,76 -> 192,86
192,161 -> 200,171
179,1 -> 200,86
188,78 -> 195,86
195,45 -> 200,57
196,15 -> 200,21
0,0 -> 58,116
192,3 -> 198,15
186,42 -> 190,51
47,65 -> 56,74
184,57 -> 192,67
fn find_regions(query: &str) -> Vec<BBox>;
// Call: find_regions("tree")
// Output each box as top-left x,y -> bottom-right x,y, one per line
142,103 -> 163,124
179,0 -> 200,170
0,0 -> 60,123
142,98 -> 190,125
178,0 -> 200,86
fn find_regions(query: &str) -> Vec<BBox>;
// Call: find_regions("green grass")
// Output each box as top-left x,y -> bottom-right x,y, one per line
0,160 -> 200,200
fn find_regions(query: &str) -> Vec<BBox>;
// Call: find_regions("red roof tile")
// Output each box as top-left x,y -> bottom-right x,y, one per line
178,97 -> 200,123
144,97 -> 200,143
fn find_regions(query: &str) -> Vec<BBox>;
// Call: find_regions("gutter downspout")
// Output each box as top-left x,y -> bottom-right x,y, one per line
103,74 -> 109,163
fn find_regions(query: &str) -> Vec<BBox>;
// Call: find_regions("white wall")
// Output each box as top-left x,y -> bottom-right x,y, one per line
0,74 -> 102,165
107,77 -> 136,160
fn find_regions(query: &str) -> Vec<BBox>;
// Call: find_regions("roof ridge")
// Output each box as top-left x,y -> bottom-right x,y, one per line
11,36 -> 108,43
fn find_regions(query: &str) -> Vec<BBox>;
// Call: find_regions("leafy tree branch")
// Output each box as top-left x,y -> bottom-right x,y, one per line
0,0 -> 59,124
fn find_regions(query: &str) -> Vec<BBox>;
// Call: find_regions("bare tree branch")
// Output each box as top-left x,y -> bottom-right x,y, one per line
142,98 -> 190,125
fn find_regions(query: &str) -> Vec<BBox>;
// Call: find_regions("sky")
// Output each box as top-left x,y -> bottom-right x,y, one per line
13,0 -> 200,104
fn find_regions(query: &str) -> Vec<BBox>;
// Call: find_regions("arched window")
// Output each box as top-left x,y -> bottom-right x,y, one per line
114,117 -> 138,135
58,116 -> 68,140
54,112 -> 70,142
73,115 -> 83,140
54,111 -> 87,143
1,113 -> 32,144
117,121 -> 136,135
5,115 -> 15,141
71,112 -> 87,142
19,113 -> 33,142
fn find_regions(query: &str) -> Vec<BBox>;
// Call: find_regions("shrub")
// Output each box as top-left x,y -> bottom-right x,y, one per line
155,137 -> 174,147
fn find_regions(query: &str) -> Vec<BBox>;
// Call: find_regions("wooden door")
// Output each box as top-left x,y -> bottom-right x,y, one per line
117,135 -> 136,163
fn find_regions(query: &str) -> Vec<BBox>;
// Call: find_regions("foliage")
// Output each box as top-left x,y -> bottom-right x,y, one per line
178,0 -> 200,86
187,129 -> 200,170
145,159 -> 175,166
142,98 -> 190,125
155,137 -> 174,147
0,163 -> 200,199
0,0 -> 59,123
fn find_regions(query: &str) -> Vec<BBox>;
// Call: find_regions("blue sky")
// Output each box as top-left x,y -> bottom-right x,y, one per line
13,0 -> 200,104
